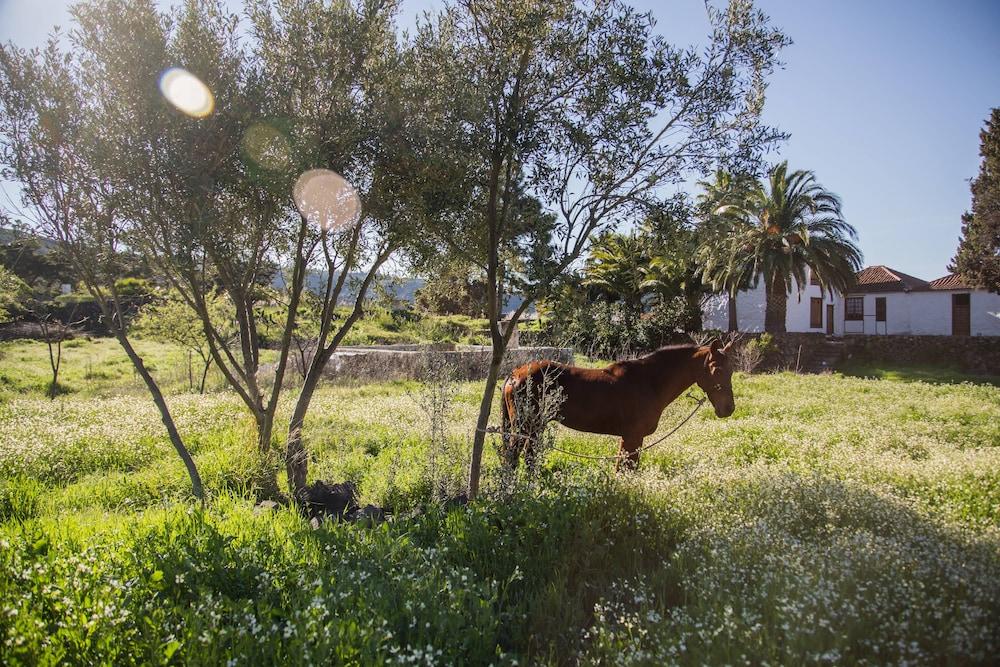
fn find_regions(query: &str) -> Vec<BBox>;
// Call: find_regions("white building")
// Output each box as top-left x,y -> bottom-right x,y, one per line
702,265 -> 1000,337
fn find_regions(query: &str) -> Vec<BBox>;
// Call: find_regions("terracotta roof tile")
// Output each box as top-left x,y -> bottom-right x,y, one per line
928,273 -> 970,290
850,265 -> 929,293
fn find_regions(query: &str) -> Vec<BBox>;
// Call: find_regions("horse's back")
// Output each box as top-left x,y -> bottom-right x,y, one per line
506,359 -> 629,435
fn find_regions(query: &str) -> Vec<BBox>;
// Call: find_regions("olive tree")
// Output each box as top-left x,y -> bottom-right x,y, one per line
413,0 -> 788,496
68,0 -> 453,500
0,37 -> 204,498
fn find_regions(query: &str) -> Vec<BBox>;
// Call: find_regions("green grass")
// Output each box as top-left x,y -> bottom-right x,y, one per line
1,337 -> 999,664
0,336 -> 269,398
339,310 -> 490,346
0,311 -> 489,399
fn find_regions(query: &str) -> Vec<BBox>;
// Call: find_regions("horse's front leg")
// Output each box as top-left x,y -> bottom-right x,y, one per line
615,436 -> 642,472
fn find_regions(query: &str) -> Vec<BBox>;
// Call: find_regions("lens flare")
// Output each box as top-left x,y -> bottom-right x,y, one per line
293,169 -> 360,232
242,123 -> 291,170
159,68 -> 214,118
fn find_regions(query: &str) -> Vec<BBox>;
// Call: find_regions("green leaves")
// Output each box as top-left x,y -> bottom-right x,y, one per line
951,108 -> 1000,292
162,639 -> 181,661
696,162 -> 863,331
0,265 -> 28,323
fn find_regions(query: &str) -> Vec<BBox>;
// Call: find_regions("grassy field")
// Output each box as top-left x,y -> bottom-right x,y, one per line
1,337 -> 998,664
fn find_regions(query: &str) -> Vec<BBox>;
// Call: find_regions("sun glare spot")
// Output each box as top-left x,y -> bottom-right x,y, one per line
293,169 -> 360,232
159,68 -> 214,118
243,123 -> 291,170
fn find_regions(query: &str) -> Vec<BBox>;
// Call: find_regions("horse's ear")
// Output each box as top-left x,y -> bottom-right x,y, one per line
709,339 -> 722,354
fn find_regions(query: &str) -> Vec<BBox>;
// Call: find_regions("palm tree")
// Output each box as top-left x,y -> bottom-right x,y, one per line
582,232 -> 654,312
695,170 -> 757,332
700,162 -> 862,333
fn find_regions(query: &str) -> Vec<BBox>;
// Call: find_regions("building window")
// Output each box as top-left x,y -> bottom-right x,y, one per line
810,271 -> 820,286
845,296 -> 864,321
810,297 -> 823,328
875,297 -> 886,322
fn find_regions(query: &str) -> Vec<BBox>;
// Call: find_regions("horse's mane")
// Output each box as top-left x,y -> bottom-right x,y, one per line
616,344 -> 699,369
645,343 -> 699,358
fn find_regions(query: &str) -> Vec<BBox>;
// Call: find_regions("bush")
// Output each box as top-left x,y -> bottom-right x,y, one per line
636,296 -> 702,351
114,277 -> 155,298
739,333 -> 780,371
538,296 -> 700,359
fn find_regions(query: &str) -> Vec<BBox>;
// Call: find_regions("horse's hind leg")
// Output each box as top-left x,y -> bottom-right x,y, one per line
615,436 -> 642,472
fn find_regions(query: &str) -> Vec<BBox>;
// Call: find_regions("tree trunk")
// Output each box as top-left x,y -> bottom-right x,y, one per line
727,295 -> 738,332
116,332 -> 204,500
42,326 -> 61,399
468,348 -> 505,500
257,412 -> 274,456
199,358 -> 211,394
285,358 -> 326,500
764,274 -> 787,334
282,243 -> 395,504
47,342 -> 60,399
468,146 -> 505,501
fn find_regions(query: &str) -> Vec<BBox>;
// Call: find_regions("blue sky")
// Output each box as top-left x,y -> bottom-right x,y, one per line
2,0 -> 998,280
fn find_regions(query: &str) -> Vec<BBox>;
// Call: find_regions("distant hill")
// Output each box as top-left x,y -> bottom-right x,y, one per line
273,271 -> 424,305
0,227 -> 58,252
3,229 -> 529,314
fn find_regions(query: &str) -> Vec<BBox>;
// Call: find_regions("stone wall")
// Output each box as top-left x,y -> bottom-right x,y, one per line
759,333 -> 1000,375
314,345 -> 574,383
837,335 -> 1000,375
766,333 -> 834,370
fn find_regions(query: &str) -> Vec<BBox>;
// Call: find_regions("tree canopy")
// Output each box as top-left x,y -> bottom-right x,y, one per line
0,264 -> 27,322
951,108 -> 1000,293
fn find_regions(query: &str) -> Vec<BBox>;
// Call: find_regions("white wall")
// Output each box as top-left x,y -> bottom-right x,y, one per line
701,278 -> 1000,337
786,281 -> 839,334
886,293 -> 913,334
842,292 -> 913,335
736,282 -> 766,331
701,282 -> 766,332
972,290 -> 1000,336
909,292 -> 952,335
836,289 -> 1000,336
700,293 -> 729,331
701,275 -> 840,334
913,289 -> 1000,336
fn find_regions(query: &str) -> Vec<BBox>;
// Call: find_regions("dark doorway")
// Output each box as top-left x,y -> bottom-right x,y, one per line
874,297 -> 887,334
876,297 -> 887,322
826,304 -> 834,334
810,298 -> 823,328
952,294 -> 970,336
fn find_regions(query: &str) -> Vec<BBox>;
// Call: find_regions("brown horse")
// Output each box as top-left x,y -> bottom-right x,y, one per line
501,340 -> 735,471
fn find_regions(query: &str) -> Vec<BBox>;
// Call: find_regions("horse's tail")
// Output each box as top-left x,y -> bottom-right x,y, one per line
500,376 -> 511,434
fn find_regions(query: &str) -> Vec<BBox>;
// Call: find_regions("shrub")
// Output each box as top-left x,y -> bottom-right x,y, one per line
113,277 -> 155,298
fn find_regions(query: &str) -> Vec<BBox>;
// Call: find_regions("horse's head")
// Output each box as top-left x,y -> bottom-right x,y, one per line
696,340 -> 735,418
